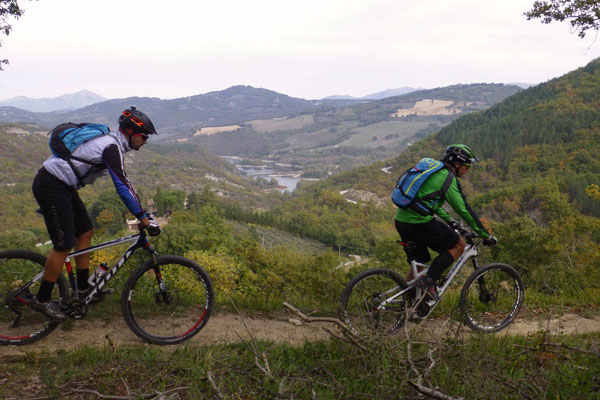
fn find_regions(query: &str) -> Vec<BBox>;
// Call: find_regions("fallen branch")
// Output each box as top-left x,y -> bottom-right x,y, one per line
402,300 -> 463,400
207,370 -> 224,399
542,342 -> 600,355
283,302 -> 366,349
283,302 -> 350,327
64,387 -> 189,400
490,373 -> 536,400
322,327 -> 367,351
120,377 -> 131,398
408,381 -> 464,400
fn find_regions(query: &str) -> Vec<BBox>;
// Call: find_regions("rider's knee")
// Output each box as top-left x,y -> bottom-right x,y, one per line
454,237 -> 466,253
77,229 -> 94,241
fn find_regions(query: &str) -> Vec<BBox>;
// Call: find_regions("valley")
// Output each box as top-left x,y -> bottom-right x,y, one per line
1,62 -> 599,400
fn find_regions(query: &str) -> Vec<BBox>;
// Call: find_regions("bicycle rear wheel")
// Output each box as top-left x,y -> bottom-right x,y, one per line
459,263 -> 524,333
339,268 -> 409,338
0,250 -> 68,345
121,255 -> 214,345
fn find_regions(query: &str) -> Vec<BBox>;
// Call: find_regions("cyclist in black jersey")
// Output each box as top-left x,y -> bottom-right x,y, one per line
30,107 -> 162,321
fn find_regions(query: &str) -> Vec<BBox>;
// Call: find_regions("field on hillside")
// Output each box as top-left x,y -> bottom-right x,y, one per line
193,125 -> 241,136
337,120 -> 435,147
249,115 -> 314,132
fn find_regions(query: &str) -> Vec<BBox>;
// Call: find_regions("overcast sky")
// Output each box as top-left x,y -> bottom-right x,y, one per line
1,0 -> 598,101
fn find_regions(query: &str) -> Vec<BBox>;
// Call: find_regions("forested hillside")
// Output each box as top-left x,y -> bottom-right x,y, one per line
224,59 -> 600,303
189,83 -> 521,177
0,124 -> 282,239
2,61 -> 599,308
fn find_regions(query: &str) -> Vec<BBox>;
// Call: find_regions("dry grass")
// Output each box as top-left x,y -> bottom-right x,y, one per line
393,99 -> 472,117
193,125 -> 241,136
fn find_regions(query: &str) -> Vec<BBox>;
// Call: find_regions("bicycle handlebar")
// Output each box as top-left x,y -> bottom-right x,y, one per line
455,227 -> 481,245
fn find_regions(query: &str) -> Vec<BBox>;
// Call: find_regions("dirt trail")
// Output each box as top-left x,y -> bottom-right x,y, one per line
2,312 -> 600,356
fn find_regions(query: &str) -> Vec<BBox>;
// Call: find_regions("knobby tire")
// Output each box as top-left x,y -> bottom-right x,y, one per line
339,268 -> 409,338
121,255 -> 214,345
459,263 -> 524,333
0,250 -> 69,345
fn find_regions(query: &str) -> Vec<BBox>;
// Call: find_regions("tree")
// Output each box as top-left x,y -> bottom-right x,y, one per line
0,0 -> 25,69
525,0 -> 600,38
587,184 -> 600,201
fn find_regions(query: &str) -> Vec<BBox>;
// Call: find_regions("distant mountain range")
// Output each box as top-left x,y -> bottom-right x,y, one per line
0,85 -> 318,136
322,87 -> 424,100
0,90 -> 107,112
0,83 -> 524,141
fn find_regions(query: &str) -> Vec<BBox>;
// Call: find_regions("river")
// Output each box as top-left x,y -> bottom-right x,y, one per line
221,157 -> 302,192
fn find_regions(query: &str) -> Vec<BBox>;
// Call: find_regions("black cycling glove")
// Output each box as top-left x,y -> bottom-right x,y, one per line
483,235 -> 498,246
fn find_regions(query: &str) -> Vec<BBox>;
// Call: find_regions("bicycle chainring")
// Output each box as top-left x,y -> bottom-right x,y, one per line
63,299 -> 88,319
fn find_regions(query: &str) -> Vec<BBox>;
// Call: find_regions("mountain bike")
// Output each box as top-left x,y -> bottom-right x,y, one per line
339,228 -> 524,337
0,229 -> 214,346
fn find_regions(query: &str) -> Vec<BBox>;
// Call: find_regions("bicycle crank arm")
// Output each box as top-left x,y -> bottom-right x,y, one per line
61,300 -> 88,319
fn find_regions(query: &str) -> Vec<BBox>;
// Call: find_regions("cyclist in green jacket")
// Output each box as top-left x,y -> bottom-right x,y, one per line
395,144 -> 497,298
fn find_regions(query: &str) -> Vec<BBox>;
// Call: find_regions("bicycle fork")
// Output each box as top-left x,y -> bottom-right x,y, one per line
152,266 -> 173,305
144,243 -> 172,305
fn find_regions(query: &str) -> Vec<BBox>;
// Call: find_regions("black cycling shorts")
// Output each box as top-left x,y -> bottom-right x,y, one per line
32,168 -> 93,251
394,218 -> 460,263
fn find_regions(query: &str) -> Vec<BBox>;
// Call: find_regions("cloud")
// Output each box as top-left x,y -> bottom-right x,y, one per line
0,0 -> 598,100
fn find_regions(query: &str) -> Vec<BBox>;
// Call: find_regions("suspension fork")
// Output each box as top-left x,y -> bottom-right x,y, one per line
472,257 -> 491,302
144,241 -> 172,305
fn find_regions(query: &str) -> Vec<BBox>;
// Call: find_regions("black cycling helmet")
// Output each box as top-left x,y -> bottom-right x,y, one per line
444,144 -> 479,165
118,106 -> 157,136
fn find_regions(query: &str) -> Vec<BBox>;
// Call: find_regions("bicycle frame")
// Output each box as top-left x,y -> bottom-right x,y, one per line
377,241 -> 479,310
62,231 -> 157,305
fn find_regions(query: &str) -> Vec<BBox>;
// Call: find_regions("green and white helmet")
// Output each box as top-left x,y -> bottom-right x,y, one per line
444,144 -> 479,165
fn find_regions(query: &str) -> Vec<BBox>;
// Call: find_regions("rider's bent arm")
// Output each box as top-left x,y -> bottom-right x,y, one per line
102,144 -> 147,221
444,178 -> 491,238
433,203 -> 452,223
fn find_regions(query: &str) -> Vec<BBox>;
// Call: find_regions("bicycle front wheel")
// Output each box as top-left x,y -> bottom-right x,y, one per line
121,255 -> 214,345
459,263 -> 524,333
0,250 -> 69,345
339,268 -> 408,338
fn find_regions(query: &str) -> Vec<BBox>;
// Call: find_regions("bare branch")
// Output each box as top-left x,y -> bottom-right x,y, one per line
490,373 -> 536,400
408,381 -> 464,400
121,377 -> 131,398
283,301 -> 366,349
230,297 -> 273,377
322,326 -> 367,351
207,370 -> 224,399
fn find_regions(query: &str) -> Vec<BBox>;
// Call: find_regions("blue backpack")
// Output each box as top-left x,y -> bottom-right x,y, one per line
48,122 -> 110,186
391,158 -> 454,216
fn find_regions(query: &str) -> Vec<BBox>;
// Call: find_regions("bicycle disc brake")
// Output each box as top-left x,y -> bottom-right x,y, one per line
477,278 -> 493,303
154,291 -> 173,305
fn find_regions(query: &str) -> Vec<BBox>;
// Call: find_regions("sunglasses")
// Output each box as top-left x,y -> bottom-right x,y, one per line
136,133 -> 149,141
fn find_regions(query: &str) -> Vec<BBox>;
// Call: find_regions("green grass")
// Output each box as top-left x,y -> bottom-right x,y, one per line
1,332 -> 599,399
